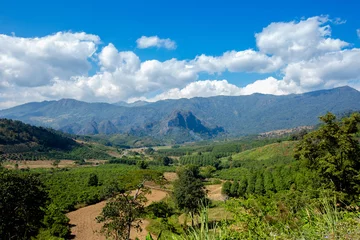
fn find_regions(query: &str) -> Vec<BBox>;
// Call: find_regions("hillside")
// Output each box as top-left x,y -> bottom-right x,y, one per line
0,119 -> 76,153
230,141 -> 297,161
0,119 -> 111,161
1,86 -> 359,142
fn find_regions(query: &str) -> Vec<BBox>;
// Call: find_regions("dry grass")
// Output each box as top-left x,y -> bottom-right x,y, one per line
3,160 -> 107,169
3,160 -> 76,169
206,184 -> 226,201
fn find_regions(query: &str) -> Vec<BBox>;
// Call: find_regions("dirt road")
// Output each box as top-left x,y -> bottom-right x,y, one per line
66,189 -> 168,240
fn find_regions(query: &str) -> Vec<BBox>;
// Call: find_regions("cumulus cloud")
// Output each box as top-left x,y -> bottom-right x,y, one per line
256,16 -> 349,62
129,80 -> 243,102
241,77 -> 288,95
51,43 -> 282,103
0,32 -> 100,88
130,77 -> 289,103
1,16 -> 360,109
193,50 -> 282,74
136,36 -> 177,49
279,49 -> 360,92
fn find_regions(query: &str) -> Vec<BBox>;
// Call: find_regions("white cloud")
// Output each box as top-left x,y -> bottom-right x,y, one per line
193,50 -> 282,74
256,16 -> 349,62
279,49 -> 360,92
241,77 -> 288,95
331,17 -> 346,25
136,36 -> 177,49
58,43 -> 282,103
130,77 -> 289,103
0,32 -> 100,89
1,16 -> 360,109
129,80 -> 243,102
357,29 -> 360,38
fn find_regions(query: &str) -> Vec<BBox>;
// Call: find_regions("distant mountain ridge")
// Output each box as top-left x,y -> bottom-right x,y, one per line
1,86 -> 359,143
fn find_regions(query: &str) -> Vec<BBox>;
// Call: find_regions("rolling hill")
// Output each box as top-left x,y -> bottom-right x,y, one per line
230,141 -> 297,161
0,119 -> 111,160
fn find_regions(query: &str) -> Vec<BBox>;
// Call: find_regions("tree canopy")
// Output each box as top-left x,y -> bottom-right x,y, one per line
173,165 -> 206,226
97,183 -> 149,240
295,112 -> 360,198
0,169 -> 48,240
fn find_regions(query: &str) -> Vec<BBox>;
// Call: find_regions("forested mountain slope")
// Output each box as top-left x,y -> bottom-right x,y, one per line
0,119 -> 111,160
1,86 -> 359,141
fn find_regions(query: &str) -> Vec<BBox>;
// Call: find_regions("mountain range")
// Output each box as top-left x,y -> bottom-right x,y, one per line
1,86 -> 359,143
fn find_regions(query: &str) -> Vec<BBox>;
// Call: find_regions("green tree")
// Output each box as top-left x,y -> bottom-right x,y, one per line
137,160 -> 149,169
144,147 -> 155,155
41,204 -> 70,238
295,112 -> 360,197
238,177 -> 247,197
52,159 -> 60,168
230,181 -> 239,197
97,182 -> 149,240
263,170 -> 276,194
222,181 -> 232,196
88,173 -> 99,187
0,169 -> 48,240
246,172 -> 256,194
254,172 -> 265,195
161,156 -> 172,166
200,165 -> 216,178
173,165 -> 206,226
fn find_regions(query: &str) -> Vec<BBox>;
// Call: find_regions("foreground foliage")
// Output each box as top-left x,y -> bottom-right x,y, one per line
2,112 -> 360,240
173,165 -> 207,227
97,183 -> 149,240
0,169 -> 48,240
295,112 -> 360,199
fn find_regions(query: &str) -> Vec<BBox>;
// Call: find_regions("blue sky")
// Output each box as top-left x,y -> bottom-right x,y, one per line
0,0 -> 360,108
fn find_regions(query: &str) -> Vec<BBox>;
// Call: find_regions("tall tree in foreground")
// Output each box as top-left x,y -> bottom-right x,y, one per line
295,112 -> 360,198
0,169 -> 48,240
173,165 -> 207,227
96,182 -> 149,240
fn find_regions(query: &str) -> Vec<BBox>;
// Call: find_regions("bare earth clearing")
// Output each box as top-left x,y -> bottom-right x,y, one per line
206,184 -> 226,201
4,160 -> 75,169
3,160 -> 106,169
66,188 -> 168,240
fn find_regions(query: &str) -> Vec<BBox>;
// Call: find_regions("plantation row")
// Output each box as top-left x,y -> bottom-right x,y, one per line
179,154 -> 220,168
221,162 -> 318,197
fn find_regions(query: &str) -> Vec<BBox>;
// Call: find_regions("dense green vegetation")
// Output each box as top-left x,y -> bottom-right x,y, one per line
1,112 -> 360,239
36,165 -> 165,212
156,136 -> 286,157
0,118 -> 75,148
0,168 -> 48,240
0,118 -> 113,161
146,112 -> 360,239
0,164 -> 167,239
78,134 -> 162,148
295,112 -> 360,198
